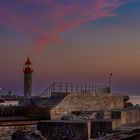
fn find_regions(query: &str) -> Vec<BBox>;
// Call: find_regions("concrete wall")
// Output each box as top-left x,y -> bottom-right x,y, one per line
102,108 -> 140,126
101,108 -> 140,126
51,93 -> 124,119
121,108 -> 140,125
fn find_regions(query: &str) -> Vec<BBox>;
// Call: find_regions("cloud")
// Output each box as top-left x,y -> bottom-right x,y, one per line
0,0 -> 132,50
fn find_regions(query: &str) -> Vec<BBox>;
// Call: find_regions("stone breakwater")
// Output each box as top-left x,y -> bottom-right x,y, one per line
51,93 -> 124,120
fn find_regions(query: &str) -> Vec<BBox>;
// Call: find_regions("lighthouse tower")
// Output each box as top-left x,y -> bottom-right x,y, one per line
23,57 -> 33,97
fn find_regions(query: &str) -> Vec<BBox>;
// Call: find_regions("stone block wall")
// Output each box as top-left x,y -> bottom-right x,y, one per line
51,93 -> 124,120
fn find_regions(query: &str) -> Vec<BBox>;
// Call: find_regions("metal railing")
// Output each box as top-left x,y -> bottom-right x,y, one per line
40,82 -> 110,97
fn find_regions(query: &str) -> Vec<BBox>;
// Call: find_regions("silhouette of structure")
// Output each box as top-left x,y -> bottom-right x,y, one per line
40,82 -> 110,97
23,57 -> 33,97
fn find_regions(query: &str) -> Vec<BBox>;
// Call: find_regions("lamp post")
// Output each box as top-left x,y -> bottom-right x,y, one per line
109,73 -> 112,93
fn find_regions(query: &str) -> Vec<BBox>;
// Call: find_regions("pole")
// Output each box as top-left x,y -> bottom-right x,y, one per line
109,73 -> 112,93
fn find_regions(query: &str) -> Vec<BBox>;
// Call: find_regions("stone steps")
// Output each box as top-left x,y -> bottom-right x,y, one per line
42,92 -> 70,108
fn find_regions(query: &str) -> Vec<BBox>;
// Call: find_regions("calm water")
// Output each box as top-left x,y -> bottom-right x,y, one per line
129,96 -> 140,105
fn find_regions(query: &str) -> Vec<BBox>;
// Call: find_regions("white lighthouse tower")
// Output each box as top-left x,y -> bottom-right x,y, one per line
23,57 -> 33,97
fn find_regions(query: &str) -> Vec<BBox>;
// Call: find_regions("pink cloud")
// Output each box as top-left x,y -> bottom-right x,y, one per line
0,0 -> 132,50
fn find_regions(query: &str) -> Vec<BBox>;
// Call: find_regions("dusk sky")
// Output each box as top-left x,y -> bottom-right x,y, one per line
0,0 -> 140,95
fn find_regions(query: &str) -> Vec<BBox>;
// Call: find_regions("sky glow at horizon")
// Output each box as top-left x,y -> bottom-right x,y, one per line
0,0 -> 140,95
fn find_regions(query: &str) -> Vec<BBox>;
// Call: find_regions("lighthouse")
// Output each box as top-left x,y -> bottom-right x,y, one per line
23,57 -> 33,97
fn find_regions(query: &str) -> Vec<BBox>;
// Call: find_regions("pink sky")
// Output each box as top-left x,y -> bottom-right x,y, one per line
0,0 -> 140,95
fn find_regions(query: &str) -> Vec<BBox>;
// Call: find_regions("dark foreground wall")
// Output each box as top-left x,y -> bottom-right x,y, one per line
38,120 -> 90,140
37,119 -> 123,140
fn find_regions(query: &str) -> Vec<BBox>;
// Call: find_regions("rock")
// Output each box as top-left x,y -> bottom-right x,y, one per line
60,111 -> 103,121
123,96 -> 129,102
12,130 -> 47,140
125,102 -> 134,108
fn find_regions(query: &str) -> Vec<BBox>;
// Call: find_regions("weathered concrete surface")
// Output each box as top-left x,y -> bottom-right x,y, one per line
51,93 -> 124,119
37,120 -> 90,140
